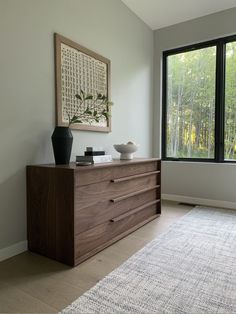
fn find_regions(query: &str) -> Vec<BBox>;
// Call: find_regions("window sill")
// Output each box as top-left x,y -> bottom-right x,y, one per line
162,159 -> 236,165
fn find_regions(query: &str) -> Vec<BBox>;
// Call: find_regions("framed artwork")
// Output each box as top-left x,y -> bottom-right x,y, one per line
54,33 -> 111,132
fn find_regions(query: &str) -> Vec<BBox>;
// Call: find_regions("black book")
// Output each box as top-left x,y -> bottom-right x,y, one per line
84,151 -> 105,156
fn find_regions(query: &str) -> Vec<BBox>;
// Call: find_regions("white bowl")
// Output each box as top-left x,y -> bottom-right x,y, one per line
113,143 -> 139,160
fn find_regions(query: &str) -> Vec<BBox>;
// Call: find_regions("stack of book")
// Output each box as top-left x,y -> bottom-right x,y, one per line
76,147 -> 112,164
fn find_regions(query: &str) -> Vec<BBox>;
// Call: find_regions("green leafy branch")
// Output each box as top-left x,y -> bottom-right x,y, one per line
66,89 -> 113,127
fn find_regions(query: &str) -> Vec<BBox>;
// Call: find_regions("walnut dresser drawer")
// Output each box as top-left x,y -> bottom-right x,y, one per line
27,158 -> 161,266
75,203 -> 158,264
75,171 -> 159,209
75,188 -> 160,234
75,161 -> 159,186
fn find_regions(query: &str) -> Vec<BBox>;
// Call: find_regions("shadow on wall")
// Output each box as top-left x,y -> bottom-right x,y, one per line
0,129 -> 54,250
0,168 -> 27,249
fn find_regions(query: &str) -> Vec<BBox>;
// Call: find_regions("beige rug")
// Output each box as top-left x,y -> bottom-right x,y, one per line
60,206 -> 236,313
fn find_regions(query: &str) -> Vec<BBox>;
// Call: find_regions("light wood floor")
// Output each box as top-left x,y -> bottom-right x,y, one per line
0,201 -> 193,313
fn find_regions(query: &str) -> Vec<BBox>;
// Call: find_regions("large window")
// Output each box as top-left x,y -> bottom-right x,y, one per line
162,35 -> 236,162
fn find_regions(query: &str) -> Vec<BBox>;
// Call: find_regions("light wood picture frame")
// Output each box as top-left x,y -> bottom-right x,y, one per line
54,33 -> 111,132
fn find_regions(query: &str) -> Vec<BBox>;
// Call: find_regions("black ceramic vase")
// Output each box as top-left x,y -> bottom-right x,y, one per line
51,126 -> 73,165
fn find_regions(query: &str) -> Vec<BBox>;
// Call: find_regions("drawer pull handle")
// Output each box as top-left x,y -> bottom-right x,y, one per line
111,171 -> 160,183
110,199 -> 160,222
110,185 -> 160,203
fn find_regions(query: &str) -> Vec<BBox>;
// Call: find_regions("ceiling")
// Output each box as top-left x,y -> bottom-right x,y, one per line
121,0 -> 236,30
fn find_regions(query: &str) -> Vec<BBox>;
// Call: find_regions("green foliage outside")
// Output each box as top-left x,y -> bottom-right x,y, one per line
166,42 -> 236,160
225,42 -> 236,160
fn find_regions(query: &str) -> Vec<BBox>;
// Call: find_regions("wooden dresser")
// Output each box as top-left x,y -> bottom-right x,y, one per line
27,158 -> 161,266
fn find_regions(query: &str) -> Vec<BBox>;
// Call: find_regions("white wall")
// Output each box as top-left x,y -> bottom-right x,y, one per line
0,0 -> 154,253
154,8 -> 236,206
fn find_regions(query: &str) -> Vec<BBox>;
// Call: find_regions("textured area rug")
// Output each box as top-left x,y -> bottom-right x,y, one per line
60,206 -> 236,314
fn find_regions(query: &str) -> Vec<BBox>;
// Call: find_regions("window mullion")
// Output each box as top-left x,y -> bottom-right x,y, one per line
215,42 -> 225,162
162,54 -> 167,159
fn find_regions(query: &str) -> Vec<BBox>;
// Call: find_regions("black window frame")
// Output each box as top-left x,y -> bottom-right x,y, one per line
162,34 -> 236,163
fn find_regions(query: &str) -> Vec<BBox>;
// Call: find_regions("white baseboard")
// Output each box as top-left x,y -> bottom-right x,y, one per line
0,240 -> 27,262
162,194 -> 236,210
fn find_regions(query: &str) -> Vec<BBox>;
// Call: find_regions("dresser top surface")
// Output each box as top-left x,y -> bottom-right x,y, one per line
28,158 -> 160,171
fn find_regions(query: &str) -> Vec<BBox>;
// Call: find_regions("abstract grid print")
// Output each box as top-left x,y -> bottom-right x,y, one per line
60,207 -> 236,314
61,43 -> 107,126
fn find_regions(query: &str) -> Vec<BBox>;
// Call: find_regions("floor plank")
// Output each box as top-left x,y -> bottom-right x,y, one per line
0,281 -> 57,313
0,201 -> 192,313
